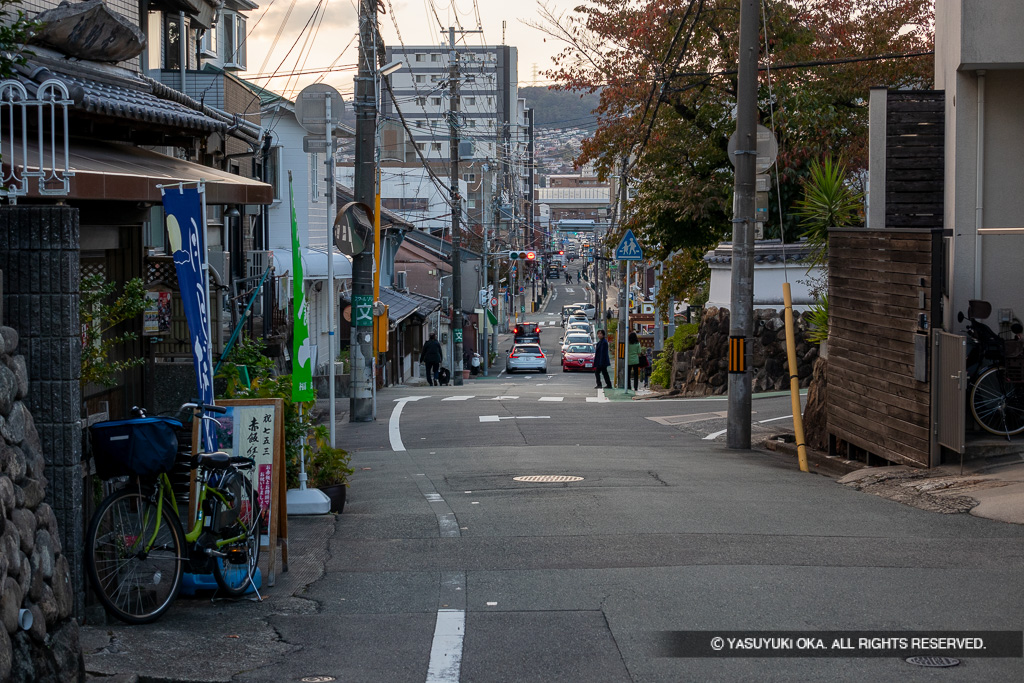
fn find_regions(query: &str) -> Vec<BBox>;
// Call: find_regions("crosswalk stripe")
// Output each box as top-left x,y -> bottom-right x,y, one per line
481,396 -> 519,400
538,396 -> 564,402
442,396 -> 475,401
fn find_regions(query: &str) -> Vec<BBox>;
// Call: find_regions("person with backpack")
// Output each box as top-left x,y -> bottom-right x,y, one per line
421,333 -> 443,386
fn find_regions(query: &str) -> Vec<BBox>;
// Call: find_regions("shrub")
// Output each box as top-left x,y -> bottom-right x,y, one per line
649,338 -> 674,389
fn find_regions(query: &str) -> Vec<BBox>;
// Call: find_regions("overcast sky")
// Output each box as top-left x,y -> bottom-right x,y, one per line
241,0 -> 580,99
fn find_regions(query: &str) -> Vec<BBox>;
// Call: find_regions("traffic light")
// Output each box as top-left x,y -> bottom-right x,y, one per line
507,250 -> 536,261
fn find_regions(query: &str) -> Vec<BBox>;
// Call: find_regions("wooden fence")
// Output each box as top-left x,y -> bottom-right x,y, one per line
827,228 -> 942,467
885,91 -> 944,228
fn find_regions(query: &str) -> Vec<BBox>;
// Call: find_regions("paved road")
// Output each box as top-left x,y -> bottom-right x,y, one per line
83,275 -> 1024,682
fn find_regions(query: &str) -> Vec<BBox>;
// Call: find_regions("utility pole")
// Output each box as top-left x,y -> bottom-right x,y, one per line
654,262 -> 664,352
351,0 -> 378,422
446,26 -> 482,386
727,0 -> 759,449
614,157 -> 628,388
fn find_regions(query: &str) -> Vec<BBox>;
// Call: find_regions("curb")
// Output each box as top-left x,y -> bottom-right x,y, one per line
762,438 -> 864,477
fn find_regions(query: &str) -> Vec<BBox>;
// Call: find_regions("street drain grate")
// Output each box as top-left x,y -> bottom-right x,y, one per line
906,656 -> 960,668
513,475 -> 584,483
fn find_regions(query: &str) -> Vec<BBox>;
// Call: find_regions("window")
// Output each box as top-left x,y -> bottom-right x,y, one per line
147,12 -> 162,70
467,120 -> 476,128
223,12 -> 246,69
162,13 -> 182,70
487,96 -> 494,106
431,143 -> 442,152
416,143 -> 426,151
466,97 -> 476,106
468,199 -> 477,208
417,120 -> 426,128
431,97 -> 441,106
200,22 -> 217,57
431,53 -> 442,62
463,173 -> 475,182
430,75 -> 441,83
416,74 -> 426,83
267,146 -> 282,201
415,53 -> 425,62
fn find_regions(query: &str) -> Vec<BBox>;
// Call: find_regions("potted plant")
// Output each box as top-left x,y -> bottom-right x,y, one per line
306,424 -> 354,513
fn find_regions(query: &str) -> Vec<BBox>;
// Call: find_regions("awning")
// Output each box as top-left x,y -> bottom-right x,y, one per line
272,248 -> 352,280
378,287 -> 440,326
6,139 -> 273,205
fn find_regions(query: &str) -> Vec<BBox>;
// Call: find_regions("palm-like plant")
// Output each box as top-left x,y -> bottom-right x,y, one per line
793,158 -> 863,343
794,157 -> 863,268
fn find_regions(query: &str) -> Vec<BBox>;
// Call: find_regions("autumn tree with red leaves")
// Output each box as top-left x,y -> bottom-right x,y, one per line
533,0 -> 933,302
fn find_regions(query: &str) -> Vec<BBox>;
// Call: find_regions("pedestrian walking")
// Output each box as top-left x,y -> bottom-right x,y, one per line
421,332 -> 443,386
641,347 -> 652,388
593,329 -> 612,389
627,332 -> 640,391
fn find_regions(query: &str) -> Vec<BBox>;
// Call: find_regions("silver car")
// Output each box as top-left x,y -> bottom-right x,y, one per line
507,343 -> 548,374
565,322 -> 594,340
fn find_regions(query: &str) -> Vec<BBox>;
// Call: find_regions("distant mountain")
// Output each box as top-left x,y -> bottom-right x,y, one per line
520,86 -> 601,128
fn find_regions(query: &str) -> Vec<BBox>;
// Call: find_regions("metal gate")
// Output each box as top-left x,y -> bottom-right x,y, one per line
934,330 -> 966,462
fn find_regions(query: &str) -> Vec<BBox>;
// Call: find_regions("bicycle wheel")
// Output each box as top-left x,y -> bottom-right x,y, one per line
970,366 -> 1024,436
212,476 -> 262,597
85,486 -> 185,624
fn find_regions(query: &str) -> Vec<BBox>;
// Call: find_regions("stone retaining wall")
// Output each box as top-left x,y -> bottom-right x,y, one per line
0,326 -> 83,681
670,307 -> 817,395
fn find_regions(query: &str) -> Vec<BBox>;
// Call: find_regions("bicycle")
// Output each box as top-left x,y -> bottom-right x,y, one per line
960,299 -> 1024,438
85,403 -> 264,624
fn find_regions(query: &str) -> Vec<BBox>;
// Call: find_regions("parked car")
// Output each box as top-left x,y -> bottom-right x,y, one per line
565,312 -> 589,328
565,322 -> 594,340
507,343 -> 547,374
560,333 -> 593,356
574,302 -> 597,319
561,304 -> 583,324
562,343 -> 596,372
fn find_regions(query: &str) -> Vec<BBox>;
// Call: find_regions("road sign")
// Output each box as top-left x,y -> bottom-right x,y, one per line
352,294 -> 373,326
453,329 -> 463,343
614,229 -> 643,260
490,297 -> 498,307
727,124 -> 778,173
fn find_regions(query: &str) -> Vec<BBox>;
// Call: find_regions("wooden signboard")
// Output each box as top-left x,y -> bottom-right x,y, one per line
190,398 -> 289,586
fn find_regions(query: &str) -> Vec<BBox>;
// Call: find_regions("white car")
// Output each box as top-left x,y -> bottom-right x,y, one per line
575,302 -> 597,319
565,322 -> 594,340
506,343 -> 547,374
560,333 -> 593,354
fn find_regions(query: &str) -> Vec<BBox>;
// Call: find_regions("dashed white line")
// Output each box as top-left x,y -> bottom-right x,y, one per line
442,396 -> 475,401
481,395 -> 519,400
538,396 -> 564,402
425,609 -> 465,683
704,428 -> 728,440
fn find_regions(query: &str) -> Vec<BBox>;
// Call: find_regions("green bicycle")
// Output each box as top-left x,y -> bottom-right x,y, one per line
85,403 -> 264,624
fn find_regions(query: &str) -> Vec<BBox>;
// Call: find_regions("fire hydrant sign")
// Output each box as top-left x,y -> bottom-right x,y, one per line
215,398 -> 289,586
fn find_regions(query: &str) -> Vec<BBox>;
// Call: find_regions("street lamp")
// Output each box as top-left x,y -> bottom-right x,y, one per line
379,59 -> 404,77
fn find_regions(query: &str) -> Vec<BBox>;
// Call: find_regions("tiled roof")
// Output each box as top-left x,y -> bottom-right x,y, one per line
703,240 -> 810,265
16,47 -> 228,135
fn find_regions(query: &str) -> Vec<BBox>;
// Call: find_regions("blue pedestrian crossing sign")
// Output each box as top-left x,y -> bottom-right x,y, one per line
614,229 -> 643,260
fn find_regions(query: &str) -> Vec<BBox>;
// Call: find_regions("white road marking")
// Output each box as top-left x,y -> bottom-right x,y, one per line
479,415 -> 550,422
566,288 -> 575,293
389,395 -> 430,452
442,396 -> 475,401
425,609 -> 465,683
479,415 -> 500,422
425,493 -> 443,502
481,395 -> 519,400
704,428 -> 728,440
586,388 -> 610,403
646,411 -> 729,425
758,414 -> 794,424
538,396 -> 564,402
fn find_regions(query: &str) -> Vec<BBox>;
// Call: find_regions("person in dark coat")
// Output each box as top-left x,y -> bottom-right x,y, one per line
421,333 -> 443,386
593,329 -> 612,389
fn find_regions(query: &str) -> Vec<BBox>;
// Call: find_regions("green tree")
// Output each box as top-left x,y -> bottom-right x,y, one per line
534,0 -> 933,291
79,275 -> 148,388
0,0 -> 36,77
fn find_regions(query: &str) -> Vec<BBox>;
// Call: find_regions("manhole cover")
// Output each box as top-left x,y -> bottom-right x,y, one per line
300,677 -> 337,682
906,656 -> 960,668
513,475 -> 584,483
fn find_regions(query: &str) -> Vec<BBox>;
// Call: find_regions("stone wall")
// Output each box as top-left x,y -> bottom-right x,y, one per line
670,307 -> 818,396
0,326 -> 83,681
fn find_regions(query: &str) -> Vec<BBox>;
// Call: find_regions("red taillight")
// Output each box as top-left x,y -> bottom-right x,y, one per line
538,353 -> 545,359
534,327 -> 540,333
510,354 -> 519,358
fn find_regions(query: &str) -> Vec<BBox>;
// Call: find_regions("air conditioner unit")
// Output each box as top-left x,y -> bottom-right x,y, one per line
458,141 -> 475,159
207,249 -> 231,286
395,271 -> 408,290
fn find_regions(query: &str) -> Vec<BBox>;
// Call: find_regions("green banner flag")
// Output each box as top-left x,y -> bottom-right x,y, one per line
290,172 -> 315,401
486,308 -> 498,326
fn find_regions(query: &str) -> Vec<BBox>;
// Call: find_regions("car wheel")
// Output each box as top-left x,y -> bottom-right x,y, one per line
540,368 -> 547,374
506,368 -> 514,374
562,366 -> 567,372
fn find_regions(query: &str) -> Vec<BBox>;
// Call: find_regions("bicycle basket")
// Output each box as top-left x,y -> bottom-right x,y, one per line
1004,340 -> 1024,383
90,417 -> 184,479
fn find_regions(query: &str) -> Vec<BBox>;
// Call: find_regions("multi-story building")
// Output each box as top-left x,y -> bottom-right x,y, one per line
341,43 -> 530,242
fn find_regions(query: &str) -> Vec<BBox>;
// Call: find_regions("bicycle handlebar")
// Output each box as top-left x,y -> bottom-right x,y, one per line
181,401 -> 227,415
